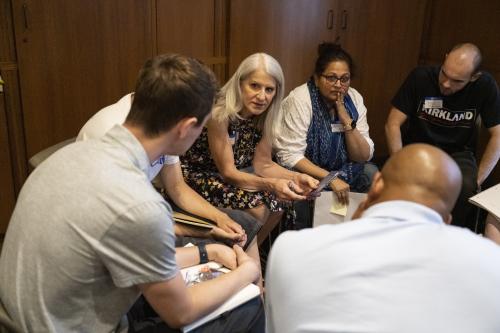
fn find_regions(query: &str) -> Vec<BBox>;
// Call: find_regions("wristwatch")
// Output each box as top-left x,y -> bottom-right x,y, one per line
343,119 -> 357,131
198,243 -> 209,264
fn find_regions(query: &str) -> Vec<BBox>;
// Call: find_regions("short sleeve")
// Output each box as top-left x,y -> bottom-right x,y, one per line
392,68 -> 419,116
478,74 -> 500,128
95,200 -> 178,288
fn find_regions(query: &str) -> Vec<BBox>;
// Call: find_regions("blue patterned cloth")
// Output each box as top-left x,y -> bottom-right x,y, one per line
305,78 -> 364,186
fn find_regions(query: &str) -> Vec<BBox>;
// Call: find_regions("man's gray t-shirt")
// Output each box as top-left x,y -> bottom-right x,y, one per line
0,125 -> 178,332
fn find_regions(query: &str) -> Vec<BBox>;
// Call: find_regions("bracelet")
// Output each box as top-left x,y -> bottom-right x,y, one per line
198,243 -> 209,264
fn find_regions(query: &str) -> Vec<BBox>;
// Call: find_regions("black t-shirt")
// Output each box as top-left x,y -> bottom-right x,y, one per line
392,66 -> 500,154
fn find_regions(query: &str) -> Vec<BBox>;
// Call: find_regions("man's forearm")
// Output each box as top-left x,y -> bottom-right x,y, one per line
477,134 -> 500,185
385,124 -> 403,155
170,183 -> 226,222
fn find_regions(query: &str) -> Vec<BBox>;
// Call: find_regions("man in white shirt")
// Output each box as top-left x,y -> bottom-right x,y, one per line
266,143 -> 500,333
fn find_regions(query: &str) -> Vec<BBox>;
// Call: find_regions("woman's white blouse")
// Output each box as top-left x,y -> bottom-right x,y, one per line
273,83 -> 374,168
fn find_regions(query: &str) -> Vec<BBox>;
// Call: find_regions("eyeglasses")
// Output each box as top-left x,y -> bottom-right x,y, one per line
321,74 -> 350,85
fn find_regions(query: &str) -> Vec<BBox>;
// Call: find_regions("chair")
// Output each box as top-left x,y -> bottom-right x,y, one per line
28,137 -> 76,169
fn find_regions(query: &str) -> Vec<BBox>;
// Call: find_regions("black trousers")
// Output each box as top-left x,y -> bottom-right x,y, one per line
450,151 -> 479,232
128,296 -> 265,333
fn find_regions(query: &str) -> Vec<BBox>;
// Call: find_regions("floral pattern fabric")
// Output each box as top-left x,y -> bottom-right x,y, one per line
181,118 -> 283,212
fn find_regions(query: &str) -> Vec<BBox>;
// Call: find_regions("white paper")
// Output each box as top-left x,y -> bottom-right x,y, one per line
469,184 -> 500,220
181,262 -> 260,332
313,191 -> 367,227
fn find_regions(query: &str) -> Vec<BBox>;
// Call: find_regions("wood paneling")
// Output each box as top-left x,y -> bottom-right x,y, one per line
1,0 -> 17,62
229,0 -> 338,92
1,0 -> 26,231
157,0 -> 228,83
157,0 -> 215,59
0,69 -> 27,194
337,0 -> 428,158
0,85 -> 16,232
11,0 -> 154,158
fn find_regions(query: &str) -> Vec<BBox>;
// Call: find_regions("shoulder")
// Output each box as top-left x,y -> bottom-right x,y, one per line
347,86 -> 363,102
474,71 -> 499,90
282,83 -> 312,110
288,83 -> 311,102
77,93 -> 133,141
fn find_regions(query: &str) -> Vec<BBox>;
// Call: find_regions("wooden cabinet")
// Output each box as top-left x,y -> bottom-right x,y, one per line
335,0 -> 428,157
11,0 -> 154,159
156,0 -> 228,82
0,85 -> 16,233
1,0 -> 26,232
229,0 -> 339,93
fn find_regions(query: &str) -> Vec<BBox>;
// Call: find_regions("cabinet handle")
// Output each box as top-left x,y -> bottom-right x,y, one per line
22,3 -> 30,30
341,10 -> 348,30
327,10 -> 334,30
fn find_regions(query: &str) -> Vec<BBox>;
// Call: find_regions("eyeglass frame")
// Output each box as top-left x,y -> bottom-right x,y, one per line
320,74 -> 351,85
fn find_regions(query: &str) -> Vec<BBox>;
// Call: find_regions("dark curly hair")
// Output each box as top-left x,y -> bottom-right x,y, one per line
314,42 -> 355,78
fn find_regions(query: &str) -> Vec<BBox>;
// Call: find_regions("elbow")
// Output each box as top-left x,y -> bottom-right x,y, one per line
384,123 -> 392,137
161,307 -> 197,329
385,122 -> 400,138
252,157 -> 269,177
351,154 -> 370,163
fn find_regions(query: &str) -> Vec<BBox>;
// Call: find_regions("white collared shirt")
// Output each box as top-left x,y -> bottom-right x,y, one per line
266,201 -> 500,333
273,83 -> 374,168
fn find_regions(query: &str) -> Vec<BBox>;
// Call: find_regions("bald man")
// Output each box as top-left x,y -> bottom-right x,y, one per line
265,144 -> 500,333
385,43 -> 500,232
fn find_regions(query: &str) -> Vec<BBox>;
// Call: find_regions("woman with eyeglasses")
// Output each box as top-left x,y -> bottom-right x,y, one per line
274,43 -> 376,205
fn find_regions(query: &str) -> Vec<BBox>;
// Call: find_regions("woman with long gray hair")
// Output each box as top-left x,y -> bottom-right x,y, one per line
181,53 -> 318,245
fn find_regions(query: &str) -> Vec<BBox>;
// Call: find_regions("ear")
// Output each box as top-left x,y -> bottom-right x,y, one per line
313,74 -> 320,86
176,117 -> 199,139
352,172 -> 384,219
443,213 -> 453,225
470,71 -> 482,82
367,171 -> 384,201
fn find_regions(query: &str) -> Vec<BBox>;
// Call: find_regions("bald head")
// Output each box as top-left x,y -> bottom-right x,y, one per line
448,43 -> 482,73
439,43 -> 482,95
376,144 -> 462,220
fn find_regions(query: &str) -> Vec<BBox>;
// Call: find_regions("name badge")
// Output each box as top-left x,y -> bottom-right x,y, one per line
424,97 -> 443,109
331,123 -> 344,133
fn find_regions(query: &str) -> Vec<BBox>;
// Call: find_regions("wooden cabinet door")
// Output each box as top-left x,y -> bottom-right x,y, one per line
229,0 -> 339,93
156,0 -> 228,82
11,0 -> 154,158
0,88 -> 16,232
336,0 -> 428,157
